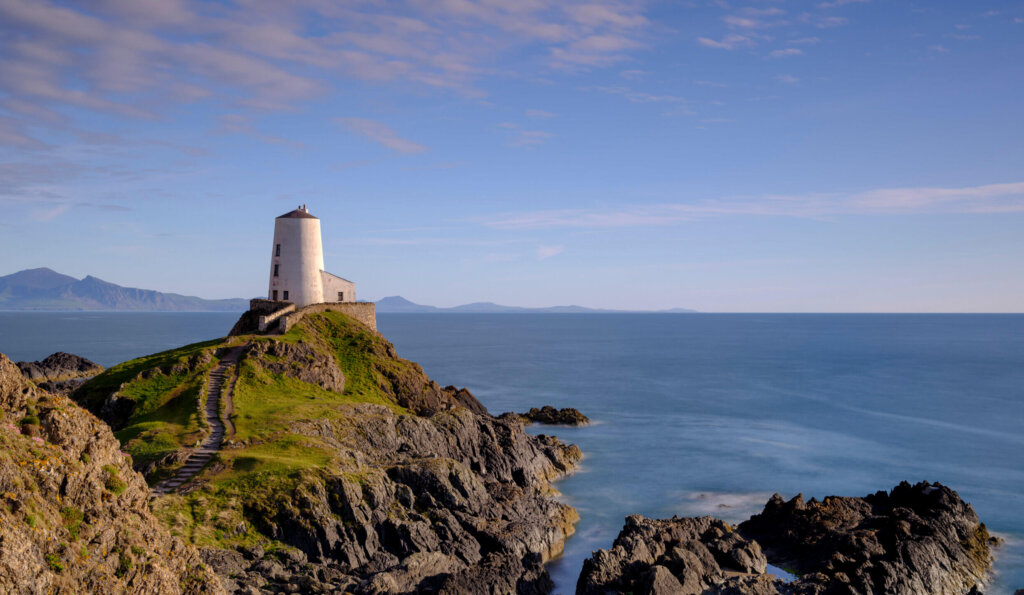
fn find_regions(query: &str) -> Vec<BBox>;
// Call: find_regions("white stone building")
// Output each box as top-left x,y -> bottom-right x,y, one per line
267,205 -> 355,308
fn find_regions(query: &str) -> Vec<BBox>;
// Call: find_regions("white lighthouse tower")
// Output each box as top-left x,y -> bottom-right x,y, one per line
267,205 -> 355,308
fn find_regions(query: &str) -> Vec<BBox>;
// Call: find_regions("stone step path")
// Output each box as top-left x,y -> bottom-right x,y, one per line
151,346 -> 243,496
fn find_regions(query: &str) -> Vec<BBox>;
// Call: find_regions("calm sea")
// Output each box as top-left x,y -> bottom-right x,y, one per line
1,312 -> 1022,594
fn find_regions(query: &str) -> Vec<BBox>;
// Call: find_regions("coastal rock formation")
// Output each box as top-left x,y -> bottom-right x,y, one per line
739,481 -> 996,595
577,482 -> 995,595
0,353 -> 224,594
512,406 -> 590,426
78,310 -> 579,593
178,404 -> 582,593
17,351 -> 104,395
576,515 -> 769,595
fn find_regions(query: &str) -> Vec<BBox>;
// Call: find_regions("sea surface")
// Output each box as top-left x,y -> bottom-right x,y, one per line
1,311 -> 1022,593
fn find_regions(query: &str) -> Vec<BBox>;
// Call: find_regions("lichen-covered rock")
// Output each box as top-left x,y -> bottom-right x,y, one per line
0,353 -> 225,594
739,481 -> 996,595
247,339 -> 346,393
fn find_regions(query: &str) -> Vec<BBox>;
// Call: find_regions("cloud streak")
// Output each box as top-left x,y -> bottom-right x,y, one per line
477,182 -> 1024,229
336,118 -> 428,154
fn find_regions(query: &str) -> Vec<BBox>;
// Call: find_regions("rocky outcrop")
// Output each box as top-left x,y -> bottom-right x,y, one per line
247,339 -> 346,393
511,406 -> 590,426
739,481 -> 996,595
577,515 -> 768,595
0,353 -> 224,594
105,311 -> 581,594
577,482 -> 995,595
187,404 -> 582,593
17,352 -> 104,395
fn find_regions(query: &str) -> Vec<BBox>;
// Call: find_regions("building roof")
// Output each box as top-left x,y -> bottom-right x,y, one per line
321,270 -> 354,284
277,207 -> 318,219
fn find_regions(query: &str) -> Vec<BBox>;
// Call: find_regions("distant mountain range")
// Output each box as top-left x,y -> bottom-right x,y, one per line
374,296 -> 697,314
0,268 -> 696,314
0,268 -> 249,312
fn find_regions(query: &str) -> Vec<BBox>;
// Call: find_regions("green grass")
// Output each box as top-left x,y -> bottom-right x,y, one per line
115,376 -> 205,470
74,338 -> 222,411
102,465 -> 127,495
45,553 -> 63,573
60,506 -> 83,540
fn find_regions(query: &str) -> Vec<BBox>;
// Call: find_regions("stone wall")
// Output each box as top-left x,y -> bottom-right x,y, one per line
248,299 -> 291,314
279,302 -> 377,333
258,304 -> 296,332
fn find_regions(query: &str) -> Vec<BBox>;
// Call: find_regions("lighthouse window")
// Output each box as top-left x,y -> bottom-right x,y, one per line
338,292 -> 344,301
273,264 -> 279,277
272,290 -> 278,300
275,244 -> 281,257
283,291 -> 289,300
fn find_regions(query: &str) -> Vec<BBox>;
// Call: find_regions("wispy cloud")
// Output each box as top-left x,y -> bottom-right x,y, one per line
0,0 -> 654,129
336,118 -> 427,154
589,86 -> 688,104
512,130 -> 555,148
777,74 -> 800,84
526,109 -> 557,118
698,35 -> 753,50
217,114 -> 304,149
770,48 -> 804,58
477,182 -> 1024,229
817,0 -> 870,8
536,245 -> 565,259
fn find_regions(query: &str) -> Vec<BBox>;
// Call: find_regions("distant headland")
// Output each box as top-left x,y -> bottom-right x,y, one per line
0,268 -> 249,312
375,295 -> 697,314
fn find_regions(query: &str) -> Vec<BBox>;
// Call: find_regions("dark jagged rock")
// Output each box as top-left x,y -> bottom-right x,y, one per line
577,515 -> 769,595
513,406 -> 590,426
579,482 -> 995,595
16,352 -> 104,395
739,481 -> 996,595
210,405 -> 582,593
0,353 -> 224,594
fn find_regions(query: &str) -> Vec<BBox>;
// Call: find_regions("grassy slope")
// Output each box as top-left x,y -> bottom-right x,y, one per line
74,339 -> 226,471
82,311 -> 419,550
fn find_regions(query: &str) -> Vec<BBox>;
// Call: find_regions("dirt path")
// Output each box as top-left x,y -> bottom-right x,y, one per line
151,345 -> 244,496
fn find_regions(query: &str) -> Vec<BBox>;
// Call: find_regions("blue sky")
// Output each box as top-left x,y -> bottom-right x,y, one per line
1,0 -> 1022,312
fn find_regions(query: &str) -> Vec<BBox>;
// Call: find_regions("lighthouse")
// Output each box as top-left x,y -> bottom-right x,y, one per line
267,205 -> 355,308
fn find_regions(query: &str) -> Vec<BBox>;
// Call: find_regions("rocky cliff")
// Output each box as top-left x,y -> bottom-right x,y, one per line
75,309 -> 582,593
577,482 -> 996,595
0,353 -> 224,594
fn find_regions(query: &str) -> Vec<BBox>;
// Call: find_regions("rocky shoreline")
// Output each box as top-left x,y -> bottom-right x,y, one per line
578,481 -> 998,595
506,406 -> 590,426
0,318 -> 1007,594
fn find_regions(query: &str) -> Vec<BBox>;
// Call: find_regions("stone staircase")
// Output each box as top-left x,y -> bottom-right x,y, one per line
151,346 -> 243,496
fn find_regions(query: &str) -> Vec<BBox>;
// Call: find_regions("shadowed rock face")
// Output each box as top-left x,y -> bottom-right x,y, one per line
577,515 -> 769,595
738,481 -> 996,595
16,352 -> 104,395
201,405 -> 582,594
512,406 -> 590,426
0,353 -> 224,595
578,482 -> 995,595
